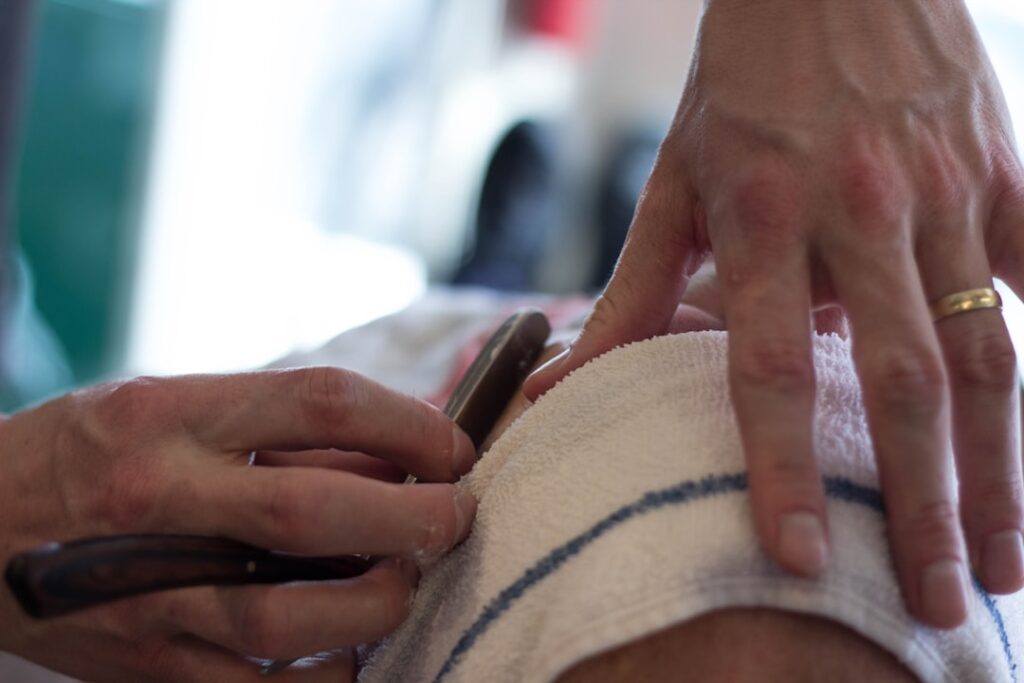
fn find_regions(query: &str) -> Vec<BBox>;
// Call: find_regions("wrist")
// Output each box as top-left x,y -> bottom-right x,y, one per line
700,0 -> 975,40
692,0 -> 986,108
703,0 -> 969,13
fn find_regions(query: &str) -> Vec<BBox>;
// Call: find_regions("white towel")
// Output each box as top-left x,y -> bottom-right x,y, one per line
358,331 -> 1023,683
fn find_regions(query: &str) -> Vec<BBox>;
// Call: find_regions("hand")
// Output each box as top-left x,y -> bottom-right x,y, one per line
526,0 -> 1024,628
0,368 -> 477,681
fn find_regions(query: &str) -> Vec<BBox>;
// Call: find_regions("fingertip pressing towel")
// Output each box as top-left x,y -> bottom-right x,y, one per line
358,331 -> 1023,683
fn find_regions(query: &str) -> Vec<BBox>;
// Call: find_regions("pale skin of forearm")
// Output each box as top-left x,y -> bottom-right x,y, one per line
696,0 -> 992,114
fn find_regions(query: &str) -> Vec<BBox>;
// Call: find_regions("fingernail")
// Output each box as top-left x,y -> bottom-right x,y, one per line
453,487 -> 477,543
921,560 -> 969,628
983,530 -> 1024,593
450,423 -> 477,477
524,347 -> 571,398
778,512 -> 828,576
532,346 -> 570,376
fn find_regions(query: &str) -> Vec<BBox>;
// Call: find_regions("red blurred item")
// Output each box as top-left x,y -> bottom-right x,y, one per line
524,0 -> 593,52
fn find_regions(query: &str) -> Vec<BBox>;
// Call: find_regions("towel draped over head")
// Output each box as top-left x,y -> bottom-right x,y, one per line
359,331 -> 1023,683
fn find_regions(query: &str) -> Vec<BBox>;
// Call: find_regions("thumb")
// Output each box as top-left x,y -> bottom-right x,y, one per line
523,164 -> 702,400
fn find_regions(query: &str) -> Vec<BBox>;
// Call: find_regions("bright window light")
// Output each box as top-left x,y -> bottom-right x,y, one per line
127,0 -> 427,375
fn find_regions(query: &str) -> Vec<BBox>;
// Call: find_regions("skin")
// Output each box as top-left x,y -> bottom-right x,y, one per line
555,609 -> 918,683
0,368 -> 478,682
526,0 -> 1024,629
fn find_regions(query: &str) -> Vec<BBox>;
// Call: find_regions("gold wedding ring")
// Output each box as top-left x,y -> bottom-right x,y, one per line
930,287 -> 1002,322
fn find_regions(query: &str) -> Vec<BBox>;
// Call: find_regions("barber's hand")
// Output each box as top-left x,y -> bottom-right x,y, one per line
0,368 -> 477,682
526,0 -> 1024,628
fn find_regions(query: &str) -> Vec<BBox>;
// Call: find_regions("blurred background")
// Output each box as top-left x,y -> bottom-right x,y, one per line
1,0 -> 1023,412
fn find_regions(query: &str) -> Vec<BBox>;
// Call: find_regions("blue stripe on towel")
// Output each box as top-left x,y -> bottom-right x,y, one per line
431,473 -> 1017,683
823,477 -> 1017,682
976,577 -> 1020,682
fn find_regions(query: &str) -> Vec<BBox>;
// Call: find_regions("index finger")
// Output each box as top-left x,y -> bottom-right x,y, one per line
194,467 -> 477,559
176,368 -> 476,483
710,173 -> 828,578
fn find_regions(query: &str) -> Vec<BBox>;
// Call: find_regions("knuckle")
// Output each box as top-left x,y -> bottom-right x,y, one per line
730,165 -> 804,245
262,474 -> 317,545
48,386 -> 168,532
896,500 -> 961,548
732,341 -> 815,396
963,476 -> 1024,531
96,377 -> 171,432
584,288 -> 633,341
299,366 -> 363,429
990,177 -> 1024,274
998,168 -> 1024,208
628,203 -> 693,271
862,350 -> 946,418
836,153 -> 905,230
990,143 -> 1024,181
588,290 -> 626,330
947,330 -> 1018,394
238,593 -> 288,659
757,454 -> 820,488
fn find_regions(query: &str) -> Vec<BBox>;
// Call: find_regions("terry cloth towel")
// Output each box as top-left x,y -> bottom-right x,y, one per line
358,331 -> 1023,683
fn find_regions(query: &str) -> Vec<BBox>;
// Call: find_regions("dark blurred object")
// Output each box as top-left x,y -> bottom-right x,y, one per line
0,0 -> 37,367
453,122 -> 561,291
436,0 -> 594,292
592,127 -> 661,289
15,0 -> 164,395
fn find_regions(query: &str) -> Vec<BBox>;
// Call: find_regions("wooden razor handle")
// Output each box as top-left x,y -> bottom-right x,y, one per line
4,535 -> 373,618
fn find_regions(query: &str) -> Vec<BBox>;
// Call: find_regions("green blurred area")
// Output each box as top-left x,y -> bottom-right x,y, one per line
11,0 -> 164,408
